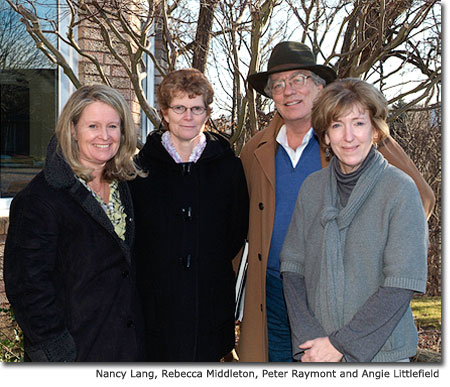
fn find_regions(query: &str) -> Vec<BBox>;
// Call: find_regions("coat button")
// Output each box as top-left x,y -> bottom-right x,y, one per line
258,253 -> 262,261
127,320 -> 134,328
259,202 -> 264,210
122,270 -> 129,278
181,206 -> 193,221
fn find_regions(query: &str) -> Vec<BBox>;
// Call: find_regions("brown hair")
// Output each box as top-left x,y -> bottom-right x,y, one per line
56,84 -> 143,182
312,78 -> 390,150
157,68 -> 214,129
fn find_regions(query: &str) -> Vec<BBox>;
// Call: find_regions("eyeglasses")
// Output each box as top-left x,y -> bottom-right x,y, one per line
168,105 -> 208,115
270,73 -> 312,95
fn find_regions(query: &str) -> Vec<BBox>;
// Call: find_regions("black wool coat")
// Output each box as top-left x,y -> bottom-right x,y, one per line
128,130 -> 249,362
4,136 -> 146,362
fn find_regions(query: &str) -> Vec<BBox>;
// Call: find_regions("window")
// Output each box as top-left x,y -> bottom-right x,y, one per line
1,69 -> 57,199
0,2 -> 72,209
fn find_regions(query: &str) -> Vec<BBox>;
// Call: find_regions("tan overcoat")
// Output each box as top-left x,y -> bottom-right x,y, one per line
237,113 -> 435,362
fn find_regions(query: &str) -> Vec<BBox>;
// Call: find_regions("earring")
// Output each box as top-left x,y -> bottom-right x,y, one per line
325,147 -> 331,158
373,132 -> 379,149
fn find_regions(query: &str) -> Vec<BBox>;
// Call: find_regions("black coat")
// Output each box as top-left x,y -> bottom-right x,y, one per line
3,136 -> 146,362
128,130 -> 249,361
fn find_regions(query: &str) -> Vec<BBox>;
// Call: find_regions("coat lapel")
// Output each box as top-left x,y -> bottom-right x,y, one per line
254,143 -> 276,193
254,114 -> 330,186
68,181 -> 132,265
253,114 -> 284,192
43,136 -> 133,264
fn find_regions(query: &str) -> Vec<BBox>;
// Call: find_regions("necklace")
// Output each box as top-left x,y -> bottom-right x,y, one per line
88,180 -> 110,203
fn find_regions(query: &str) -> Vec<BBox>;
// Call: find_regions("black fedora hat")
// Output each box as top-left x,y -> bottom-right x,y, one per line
247,41 -> 337,97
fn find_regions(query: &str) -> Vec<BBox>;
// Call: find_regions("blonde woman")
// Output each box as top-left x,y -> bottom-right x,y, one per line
4,85 -> 146,361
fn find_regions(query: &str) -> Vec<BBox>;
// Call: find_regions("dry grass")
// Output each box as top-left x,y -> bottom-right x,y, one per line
411,296 -> 441,362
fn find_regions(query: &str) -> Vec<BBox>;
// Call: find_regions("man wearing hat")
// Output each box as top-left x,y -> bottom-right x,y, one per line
237,41 -> 435,362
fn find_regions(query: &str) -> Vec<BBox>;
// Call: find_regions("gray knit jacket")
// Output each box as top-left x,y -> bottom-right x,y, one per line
280,151 -> 428,362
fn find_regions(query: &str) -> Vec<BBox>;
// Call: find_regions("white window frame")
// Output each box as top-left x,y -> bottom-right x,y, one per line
140,28 -> 156,140
58,6 -> 78,114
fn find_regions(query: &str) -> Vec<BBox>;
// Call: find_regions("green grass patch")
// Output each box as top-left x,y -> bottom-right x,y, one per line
411,296 -> 441,330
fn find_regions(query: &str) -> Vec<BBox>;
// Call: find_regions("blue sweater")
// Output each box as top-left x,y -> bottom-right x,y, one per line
267,135 -> 321,278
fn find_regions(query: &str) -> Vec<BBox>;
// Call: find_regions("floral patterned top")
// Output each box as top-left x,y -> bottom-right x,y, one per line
77,177 -> 127,240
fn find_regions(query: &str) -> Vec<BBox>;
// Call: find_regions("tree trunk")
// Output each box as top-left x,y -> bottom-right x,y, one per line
192,0 -> 219,72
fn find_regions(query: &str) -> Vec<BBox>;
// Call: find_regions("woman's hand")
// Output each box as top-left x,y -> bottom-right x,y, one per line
299,337 -> 343,362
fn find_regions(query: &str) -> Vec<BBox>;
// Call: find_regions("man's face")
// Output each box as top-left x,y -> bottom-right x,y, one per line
270,69 -> 323,126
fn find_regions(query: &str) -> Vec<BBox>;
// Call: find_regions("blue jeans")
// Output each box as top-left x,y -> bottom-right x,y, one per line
266,272 -> 293,362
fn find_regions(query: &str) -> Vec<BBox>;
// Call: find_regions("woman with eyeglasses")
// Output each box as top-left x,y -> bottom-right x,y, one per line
128,68 -> 249,361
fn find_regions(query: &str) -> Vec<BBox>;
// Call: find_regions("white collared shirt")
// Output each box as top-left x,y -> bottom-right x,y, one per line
276,125 -> 314,168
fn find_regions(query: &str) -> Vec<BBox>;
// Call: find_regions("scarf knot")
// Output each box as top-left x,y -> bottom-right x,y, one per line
320,206 -> 339,228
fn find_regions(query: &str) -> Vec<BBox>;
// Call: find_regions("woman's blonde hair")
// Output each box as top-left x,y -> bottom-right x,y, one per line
56,84 -> 143,182
312,78 -> 390,151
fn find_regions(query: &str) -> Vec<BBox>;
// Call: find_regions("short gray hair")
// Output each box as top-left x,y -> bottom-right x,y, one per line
309,72 -> 326,87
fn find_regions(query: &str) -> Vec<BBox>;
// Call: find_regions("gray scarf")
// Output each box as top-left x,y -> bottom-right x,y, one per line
333,146 -> 376,207
316,149 -> 388,333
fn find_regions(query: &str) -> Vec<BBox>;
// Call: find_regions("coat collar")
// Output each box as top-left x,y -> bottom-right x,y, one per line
43,135 -> 78,190
252,113 -> 329,191
137,129 -> 234,170
43,135 -> 133,263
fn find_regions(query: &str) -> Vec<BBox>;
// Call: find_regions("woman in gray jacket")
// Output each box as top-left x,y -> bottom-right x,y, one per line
280,79 -> 428,362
